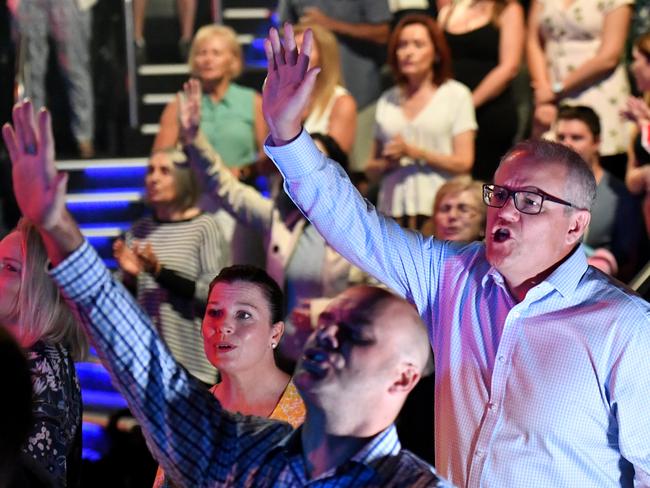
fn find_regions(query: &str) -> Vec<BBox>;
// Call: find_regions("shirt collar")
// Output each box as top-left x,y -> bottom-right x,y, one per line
271,424 -> 401,482
482,244 -> 589,298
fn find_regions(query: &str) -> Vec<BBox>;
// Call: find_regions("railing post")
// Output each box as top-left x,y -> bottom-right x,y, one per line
123,0 -> 139,129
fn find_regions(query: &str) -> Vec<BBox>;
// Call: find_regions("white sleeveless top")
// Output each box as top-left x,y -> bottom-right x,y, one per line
304,85 -> 349,135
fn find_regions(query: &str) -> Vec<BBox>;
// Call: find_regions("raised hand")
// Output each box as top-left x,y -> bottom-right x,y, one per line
621,96 -> 650,126
2,100 -> 68,230
178,78 -> 202,145
113,239 -> 143,276
263,23 -> 320,144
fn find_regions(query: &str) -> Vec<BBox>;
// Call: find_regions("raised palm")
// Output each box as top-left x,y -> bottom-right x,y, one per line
262,24 -> 320,143
178,78 -> 202,145
2,100 -> 68,229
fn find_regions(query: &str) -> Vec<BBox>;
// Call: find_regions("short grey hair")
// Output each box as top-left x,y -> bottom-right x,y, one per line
498,139 -> 597,211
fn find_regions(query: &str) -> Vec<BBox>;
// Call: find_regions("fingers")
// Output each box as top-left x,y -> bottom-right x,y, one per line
20,100 -> 38,155
283,23 -> 298,65
293,66 -> 321,110
269,27 -> 285,67
12,103 -> 27,153
264,38 -> 275,71
2,123 -> 18,163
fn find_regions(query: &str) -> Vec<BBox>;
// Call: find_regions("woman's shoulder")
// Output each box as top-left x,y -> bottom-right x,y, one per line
270,380 -> 306,428
228,82 -> 258,99
440,78 -> 473,96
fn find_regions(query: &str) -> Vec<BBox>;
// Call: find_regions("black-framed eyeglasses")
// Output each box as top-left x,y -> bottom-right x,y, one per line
482,183 -> 584,215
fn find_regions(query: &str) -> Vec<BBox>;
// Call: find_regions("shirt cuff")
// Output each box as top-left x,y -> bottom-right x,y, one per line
263,129 -> 327,180
49,240 -> 108,301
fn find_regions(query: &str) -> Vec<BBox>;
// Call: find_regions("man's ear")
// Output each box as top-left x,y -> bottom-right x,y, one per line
388,363 -> 421,395
566,209 -> 591,246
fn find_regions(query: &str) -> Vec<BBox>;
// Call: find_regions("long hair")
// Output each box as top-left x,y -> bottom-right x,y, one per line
188,24 -> 243,79
13,219 -> 88,361
388,14 -> 453,87
293,24 -> 343,119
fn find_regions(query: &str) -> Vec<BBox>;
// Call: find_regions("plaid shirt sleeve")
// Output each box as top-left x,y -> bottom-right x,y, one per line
49,241 -> 290,487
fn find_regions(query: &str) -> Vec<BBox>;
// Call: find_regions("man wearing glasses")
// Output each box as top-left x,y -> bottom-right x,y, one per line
260,26 -> 650,487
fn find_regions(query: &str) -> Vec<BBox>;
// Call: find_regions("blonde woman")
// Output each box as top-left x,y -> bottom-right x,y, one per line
153,25 -> 267,172
421,175 -> 486,241
294,24 -> 357,153
0,219 -> 88,487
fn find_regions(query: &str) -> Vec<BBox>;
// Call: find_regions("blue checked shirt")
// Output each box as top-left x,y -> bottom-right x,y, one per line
265,130 -> 650,488
50,241 -> 451,487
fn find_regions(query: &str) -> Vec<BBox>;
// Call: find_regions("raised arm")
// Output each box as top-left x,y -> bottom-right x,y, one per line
262,25 -> 438,303
2,100 -> 289,487
299,7 -> 390,44
179,79 -> 275,232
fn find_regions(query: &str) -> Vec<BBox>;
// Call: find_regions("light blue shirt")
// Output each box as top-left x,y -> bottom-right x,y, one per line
265,129 -> 650,488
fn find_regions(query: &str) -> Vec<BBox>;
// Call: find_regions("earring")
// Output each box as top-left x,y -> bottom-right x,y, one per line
271,342 -> 277,349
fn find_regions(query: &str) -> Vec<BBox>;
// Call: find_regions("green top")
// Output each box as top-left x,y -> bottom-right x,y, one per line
199,83 -> 257,168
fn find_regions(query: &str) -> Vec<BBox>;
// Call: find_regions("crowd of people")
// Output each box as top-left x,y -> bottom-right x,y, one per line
2,1 -> 650,486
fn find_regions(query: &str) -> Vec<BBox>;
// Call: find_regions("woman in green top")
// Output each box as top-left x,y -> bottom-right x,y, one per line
154,25 -> 267,175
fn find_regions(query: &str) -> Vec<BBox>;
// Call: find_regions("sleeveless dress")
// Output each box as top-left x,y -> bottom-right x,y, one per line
445,23 -> 518,182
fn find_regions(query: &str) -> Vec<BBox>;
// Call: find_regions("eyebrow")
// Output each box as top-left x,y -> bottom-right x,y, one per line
206,301 -> 260,310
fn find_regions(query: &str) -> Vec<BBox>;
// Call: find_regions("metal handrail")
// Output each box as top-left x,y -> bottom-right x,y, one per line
123,0 -> 139,129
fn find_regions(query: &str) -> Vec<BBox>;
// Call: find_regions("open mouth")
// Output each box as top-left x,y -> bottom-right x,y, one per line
493,228 -> 511,243
216,343 -> 236,353
300,347 -> 330,379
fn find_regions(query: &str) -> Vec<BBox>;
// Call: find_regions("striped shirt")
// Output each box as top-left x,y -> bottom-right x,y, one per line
265,129 -> 650,488
51,242 -> 451,487
124,213 -> 226,383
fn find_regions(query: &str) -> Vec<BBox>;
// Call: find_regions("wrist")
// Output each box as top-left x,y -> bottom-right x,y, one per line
551,80 -> 564,102
270,127 -> 302,146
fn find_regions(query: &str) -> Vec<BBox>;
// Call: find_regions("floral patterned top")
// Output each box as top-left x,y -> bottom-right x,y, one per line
153,380 -> 306,487
23,341 -> 82,487
537,0 -> 634,156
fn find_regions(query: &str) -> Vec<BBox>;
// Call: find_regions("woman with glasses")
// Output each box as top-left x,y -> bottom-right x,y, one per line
421,175 -> 486,241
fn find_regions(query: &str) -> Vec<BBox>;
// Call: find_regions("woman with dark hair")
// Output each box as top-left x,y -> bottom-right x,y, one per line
0,219 -> 88,487
439,0 -> 524,182
178,78 -> 353,365
152,265 -> 305,487
367,14 -> 477,230
113,148 -> 227,385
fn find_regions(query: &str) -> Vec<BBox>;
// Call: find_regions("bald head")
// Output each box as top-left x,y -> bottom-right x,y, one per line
332,285 -> 431,379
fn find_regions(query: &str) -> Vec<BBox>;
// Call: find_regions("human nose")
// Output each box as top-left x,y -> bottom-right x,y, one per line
316,323 -> 340,350
495,193 -> 520,221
